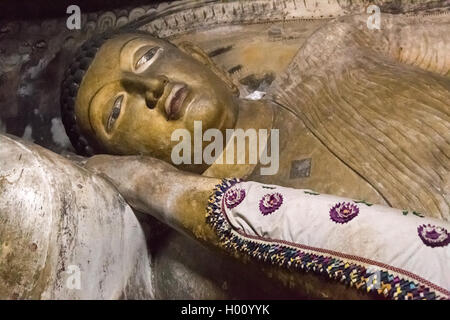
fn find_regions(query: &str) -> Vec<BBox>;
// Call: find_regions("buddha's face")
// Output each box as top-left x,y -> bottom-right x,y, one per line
75,33 -> 238,166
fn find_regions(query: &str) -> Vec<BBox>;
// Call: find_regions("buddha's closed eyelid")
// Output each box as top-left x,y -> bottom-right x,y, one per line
106,95 -> 124,133
134,46 -> 163,73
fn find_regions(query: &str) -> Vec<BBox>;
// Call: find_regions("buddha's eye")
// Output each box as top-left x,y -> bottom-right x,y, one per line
106,95 -> 123,132
134,46 -> 163,72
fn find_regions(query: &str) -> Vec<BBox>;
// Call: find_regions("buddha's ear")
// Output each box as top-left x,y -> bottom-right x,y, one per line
177,41 -> 239,96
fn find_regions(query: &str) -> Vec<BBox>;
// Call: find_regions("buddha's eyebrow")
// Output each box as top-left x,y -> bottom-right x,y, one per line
119,36 -> 141,57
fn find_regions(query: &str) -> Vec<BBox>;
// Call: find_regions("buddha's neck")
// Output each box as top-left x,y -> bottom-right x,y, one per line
202,98 -> 275,179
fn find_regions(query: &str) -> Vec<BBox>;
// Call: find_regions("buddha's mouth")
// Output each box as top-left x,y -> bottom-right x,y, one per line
164,84 -> 188,120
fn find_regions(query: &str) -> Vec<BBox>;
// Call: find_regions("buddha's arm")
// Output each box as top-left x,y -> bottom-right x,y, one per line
84,154 -> 450,299
84,155 -> 351,299
85,155 -> 222,245
83,155 -> 376,299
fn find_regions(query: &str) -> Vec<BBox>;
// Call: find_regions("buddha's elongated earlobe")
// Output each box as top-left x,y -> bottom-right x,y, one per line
177,41 -> 240,96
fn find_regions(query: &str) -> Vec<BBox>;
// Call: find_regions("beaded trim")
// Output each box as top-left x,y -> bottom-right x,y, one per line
206,179 -> 449,300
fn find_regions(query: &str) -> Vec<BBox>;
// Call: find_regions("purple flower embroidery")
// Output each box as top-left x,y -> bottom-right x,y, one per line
224,187 -> 246,209
417,224 -> 450,248
329,202 -> 359,224
259,193 -> 283,215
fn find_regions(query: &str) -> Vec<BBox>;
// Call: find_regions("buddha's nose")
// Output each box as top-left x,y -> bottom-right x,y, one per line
122,73 -> 169,109
143,75 -> 169,109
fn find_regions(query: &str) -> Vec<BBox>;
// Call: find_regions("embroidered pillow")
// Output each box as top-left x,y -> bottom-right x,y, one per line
206,179 -> 450,300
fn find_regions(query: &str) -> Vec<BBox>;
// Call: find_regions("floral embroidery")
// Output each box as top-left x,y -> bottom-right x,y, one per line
417,224 -> 450,248
259,192 -> 283,215
206,179 -> 447,300
330,202 -> 360,224
224,187 -> 246,209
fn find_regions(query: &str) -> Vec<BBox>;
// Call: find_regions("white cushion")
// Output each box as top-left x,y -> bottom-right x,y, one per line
207,179 -> 450,300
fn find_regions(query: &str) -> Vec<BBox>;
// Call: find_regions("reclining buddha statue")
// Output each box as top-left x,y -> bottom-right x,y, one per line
57,2 -> 450,299
1,0 -> 449,300
61,11 -> 450,220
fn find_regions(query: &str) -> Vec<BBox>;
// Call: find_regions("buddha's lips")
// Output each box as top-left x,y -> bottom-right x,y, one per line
164,84 -> 188,120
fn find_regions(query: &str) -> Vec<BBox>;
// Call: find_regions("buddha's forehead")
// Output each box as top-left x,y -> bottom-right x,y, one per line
75,33 -> 163,134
